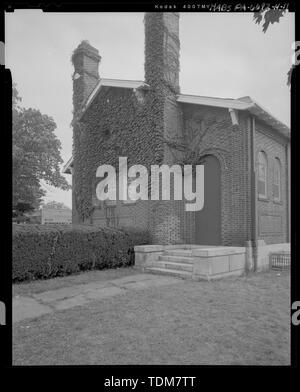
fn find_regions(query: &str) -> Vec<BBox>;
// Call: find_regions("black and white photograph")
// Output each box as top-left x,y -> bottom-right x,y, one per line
2,1 -> 298,370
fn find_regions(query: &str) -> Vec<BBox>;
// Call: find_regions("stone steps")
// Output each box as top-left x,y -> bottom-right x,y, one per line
145,267 -> 192,279
135,244 -> 247,281
159,255 -> 194,264
164,249 -> 194,257
152,260 -> 193,272
145,251 -> 195,279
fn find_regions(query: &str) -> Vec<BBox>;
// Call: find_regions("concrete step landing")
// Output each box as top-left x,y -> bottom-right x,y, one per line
164,249 -> 194,257
135,244 -> 247,281
146,252 -> 194,278
145,267 -> 192,279
159,255 -> 194,264
153,260 -> 193,272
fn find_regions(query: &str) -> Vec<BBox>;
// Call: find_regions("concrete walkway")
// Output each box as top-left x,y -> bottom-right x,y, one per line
13,273 -> 179,323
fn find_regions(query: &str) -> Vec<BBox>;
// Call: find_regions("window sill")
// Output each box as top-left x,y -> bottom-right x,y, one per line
273,199 -> 283,205
258,196 -> 269,202
122,200 -> 137,205
104,201 -> 117,207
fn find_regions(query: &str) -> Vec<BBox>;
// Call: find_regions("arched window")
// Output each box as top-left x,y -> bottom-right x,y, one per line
257,151 -> 268,198
273,158 -> 281,202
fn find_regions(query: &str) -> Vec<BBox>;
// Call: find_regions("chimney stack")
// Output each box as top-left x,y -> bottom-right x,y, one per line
71,40 -> 101,113
144,12 -> 180,94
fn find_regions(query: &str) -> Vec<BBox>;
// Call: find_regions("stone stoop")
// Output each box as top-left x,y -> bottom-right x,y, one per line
145,250 -> 194,279
134,245 -> 247,281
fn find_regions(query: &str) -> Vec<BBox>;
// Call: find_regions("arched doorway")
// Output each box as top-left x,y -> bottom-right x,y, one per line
195,154 -> 221,245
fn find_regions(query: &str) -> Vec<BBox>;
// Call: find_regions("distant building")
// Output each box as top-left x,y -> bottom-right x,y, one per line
41,207 -> 72,224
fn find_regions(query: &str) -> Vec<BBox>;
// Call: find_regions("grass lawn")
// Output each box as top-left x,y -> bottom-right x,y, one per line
13,270 -> 290,365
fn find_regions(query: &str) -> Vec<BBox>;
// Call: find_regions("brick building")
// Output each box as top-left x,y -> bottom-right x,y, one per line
64,12 -> 290,272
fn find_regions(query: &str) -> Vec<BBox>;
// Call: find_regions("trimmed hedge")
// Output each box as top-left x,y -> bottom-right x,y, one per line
13,224 -> 149,282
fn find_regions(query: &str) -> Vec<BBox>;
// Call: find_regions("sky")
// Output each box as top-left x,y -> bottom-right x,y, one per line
6,10 -> 295,208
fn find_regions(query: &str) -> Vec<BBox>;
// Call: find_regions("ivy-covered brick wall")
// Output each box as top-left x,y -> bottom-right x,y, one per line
255,120 -> 289,244
77,86 -> 162,227
70,13 -> 289,246
71,13 -> 183,244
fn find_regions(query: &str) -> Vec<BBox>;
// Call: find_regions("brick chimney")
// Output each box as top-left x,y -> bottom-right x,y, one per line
144,12 -> 180,94
145,13 -> 183,244
71,41 -> 100,224
71,40 -> 101,114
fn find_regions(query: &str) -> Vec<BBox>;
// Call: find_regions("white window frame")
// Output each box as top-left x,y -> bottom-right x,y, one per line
257,151 -> 268,199
273,158 -> 282,202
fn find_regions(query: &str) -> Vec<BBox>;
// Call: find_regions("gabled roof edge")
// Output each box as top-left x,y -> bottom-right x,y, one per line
177,94 -> 290,139
79,78 -> 150,120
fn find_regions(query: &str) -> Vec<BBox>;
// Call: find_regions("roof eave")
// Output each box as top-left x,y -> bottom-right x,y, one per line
177,95 -> 290,140
79,79 -> 150,121
249,104 -> 290,139
177,94 -> 249,110
62,157 -> 73,174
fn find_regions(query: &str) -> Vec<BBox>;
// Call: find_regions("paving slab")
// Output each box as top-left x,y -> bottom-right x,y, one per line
119,277 -> 179,290
13,273 -> 180,323
84,286 -> 125,300
52,294 -> 89,311
33,280 -> 112,303
13,297 -> 53,323
33,286 -> 87,303
110,273 -> 155,285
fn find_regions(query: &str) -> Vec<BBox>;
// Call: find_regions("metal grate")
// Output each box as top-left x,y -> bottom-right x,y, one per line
270,252 -> 290,270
